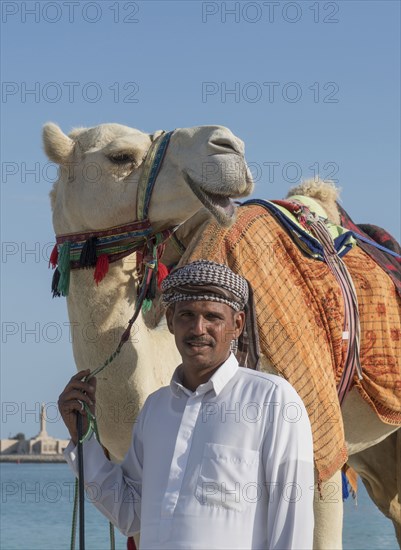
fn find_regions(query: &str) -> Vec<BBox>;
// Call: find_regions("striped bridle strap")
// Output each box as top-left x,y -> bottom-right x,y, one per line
55,219 -> 154,267
50,130 -> 176,297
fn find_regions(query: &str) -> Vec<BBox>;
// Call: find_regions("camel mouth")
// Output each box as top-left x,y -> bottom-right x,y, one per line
184,176 -> 236,225
200,189 -> 236,220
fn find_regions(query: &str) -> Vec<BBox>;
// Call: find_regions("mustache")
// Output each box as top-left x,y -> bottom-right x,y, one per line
184,337 -> 214,346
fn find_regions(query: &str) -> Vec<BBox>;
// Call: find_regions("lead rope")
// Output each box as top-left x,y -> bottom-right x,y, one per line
77,414 -> 85,550
70,479 -> 78,550
70,237 -> 168,550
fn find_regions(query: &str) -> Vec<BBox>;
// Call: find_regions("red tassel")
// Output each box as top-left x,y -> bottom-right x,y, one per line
157,262 -> 169,288
127,536 -> 137,550
94,254 -> 109,285
49,244 -> 58,269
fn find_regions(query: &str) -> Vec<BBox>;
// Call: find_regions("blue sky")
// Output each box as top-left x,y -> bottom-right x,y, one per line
1,1 -> 400,442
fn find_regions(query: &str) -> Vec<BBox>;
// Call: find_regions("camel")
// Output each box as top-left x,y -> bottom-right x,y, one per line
44,122 -> 252,455
43,122 -> 401,549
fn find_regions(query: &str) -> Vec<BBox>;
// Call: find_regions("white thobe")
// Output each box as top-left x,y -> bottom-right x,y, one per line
65,353 -> 314,549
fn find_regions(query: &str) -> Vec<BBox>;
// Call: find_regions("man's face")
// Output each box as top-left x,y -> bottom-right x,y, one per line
166,300 -> 245,372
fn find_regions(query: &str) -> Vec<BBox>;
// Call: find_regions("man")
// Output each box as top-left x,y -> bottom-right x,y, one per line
59,260 -> 314,549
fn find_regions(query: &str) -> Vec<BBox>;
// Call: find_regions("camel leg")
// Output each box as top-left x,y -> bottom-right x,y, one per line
313,469 -> 343,550
347,429 -> 401,548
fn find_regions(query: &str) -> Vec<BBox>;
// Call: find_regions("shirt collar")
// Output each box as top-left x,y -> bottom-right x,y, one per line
170,353 -> 239,398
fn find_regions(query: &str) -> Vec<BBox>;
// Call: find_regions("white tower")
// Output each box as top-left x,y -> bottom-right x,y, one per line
38,403 -> 48,437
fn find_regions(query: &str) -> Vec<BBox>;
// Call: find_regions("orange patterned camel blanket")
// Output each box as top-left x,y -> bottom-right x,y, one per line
182,204 -> 401,482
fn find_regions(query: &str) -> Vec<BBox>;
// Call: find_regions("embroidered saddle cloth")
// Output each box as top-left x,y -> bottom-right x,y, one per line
182,204 -> 401,482
338,203 -> 401,297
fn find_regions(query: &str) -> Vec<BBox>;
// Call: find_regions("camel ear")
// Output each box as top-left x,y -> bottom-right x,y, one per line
42,123 -> 74,164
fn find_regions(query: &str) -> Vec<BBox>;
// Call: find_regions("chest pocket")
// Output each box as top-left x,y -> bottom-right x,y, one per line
195,443 -> 260,512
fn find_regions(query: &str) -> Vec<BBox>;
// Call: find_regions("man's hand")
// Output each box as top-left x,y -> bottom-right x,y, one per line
58,369 -> 97,445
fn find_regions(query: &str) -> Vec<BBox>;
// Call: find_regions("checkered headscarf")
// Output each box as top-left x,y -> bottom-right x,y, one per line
161,260 -> 248,311
161,260 -> 260,370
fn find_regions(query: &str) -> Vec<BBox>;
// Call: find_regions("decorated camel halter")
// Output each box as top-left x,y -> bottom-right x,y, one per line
49,130 -> 175,308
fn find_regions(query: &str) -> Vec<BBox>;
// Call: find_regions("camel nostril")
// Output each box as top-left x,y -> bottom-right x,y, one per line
209,139 -> 239,154
212,140 -> 234,149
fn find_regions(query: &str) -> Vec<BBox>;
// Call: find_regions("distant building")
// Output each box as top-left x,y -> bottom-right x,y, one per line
0,403 -> 69,455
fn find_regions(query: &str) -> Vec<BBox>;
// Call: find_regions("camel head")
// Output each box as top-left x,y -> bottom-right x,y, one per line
43,123 -> 253,235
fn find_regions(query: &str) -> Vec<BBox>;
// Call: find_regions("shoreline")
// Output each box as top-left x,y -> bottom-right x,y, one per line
0,454 -> 66,463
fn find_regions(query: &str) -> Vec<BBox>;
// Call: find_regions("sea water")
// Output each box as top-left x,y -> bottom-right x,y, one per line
0,463 -> 398,550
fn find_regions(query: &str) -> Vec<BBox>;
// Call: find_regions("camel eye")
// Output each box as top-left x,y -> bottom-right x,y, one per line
108,152 -> 136,164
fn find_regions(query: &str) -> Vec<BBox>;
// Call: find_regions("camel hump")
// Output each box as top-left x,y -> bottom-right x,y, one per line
287,178 -> 341,224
